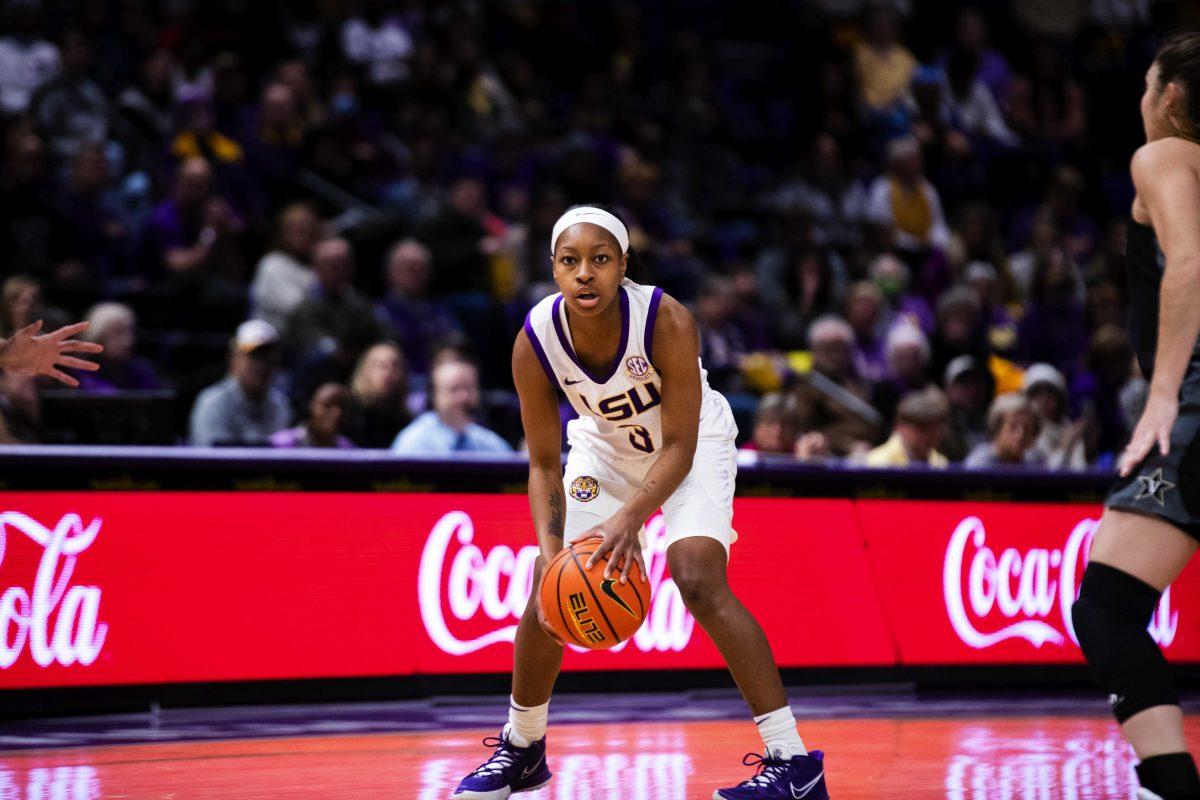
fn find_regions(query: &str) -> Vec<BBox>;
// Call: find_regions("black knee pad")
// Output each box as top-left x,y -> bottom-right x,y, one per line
1072,562 -> 1179,723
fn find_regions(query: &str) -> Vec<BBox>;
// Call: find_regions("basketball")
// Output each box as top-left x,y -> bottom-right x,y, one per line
538,536 -> 648,649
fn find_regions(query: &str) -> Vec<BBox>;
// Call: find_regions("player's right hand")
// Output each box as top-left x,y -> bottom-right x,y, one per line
1119,391 -> 1177,476
582,515 -> 647,585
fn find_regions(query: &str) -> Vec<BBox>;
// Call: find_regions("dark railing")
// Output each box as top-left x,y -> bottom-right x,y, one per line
0,445 -> 1115,502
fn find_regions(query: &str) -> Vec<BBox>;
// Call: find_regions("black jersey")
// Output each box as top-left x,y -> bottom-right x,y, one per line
1109,223 -> 1200,539
1126,218 -> 1200,378
1125,218 -> 1164,377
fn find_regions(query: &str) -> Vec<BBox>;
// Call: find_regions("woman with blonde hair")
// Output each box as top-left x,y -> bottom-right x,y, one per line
346,341 -> 411,448
77,302 -> 162,392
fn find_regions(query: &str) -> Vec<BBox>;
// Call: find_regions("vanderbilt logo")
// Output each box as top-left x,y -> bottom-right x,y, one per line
1134,468 -> 1175,507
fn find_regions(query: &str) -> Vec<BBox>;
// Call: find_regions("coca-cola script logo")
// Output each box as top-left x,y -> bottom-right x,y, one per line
943,516 -> 1177,650
418,511 -> 694,656
0,512 -> 108,669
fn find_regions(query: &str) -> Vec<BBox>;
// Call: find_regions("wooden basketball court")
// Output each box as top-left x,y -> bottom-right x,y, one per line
2,712 -> 1196,799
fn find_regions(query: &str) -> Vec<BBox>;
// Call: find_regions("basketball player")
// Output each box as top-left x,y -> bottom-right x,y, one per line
451,206 -> 828,800
1073,34 -> 1200,800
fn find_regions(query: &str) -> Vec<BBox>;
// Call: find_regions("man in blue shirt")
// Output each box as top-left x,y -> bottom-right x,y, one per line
392,359 -> 511,455
190,320 -> 292,446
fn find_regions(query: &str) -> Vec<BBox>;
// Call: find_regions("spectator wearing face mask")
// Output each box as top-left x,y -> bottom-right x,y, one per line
391,359 -> 511,455
870,253 -> 933,335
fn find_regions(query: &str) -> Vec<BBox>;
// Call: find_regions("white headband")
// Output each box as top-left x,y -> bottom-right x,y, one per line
550,207 -> 629,256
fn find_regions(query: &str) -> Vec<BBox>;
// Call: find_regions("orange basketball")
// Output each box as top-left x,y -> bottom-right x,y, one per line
538,535 -> 648,649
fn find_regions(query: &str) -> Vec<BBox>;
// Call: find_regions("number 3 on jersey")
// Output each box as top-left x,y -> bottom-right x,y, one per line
619,424 -> 655,453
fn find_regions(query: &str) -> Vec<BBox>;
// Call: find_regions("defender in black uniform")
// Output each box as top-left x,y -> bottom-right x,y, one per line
1072,34 -> 1200,800
1106,219 -> 1200,537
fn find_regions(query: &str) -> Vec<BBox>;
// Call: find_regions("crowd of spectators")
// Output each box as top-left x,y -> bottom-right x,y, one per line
0,0 -> 1180,470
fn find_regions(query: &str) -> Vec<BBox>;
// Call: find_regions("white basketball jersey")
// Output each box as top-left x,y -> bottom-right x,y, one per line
524,279 -> 737,462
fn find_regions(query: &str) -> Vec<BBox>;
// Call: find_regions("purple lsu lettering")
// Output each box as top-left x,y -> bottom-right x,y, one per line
579,383 -> 661,422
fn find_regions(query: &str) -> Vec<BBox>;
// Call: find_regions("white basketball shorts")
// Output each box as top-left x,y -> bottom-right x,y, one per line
561,437 -> 739,555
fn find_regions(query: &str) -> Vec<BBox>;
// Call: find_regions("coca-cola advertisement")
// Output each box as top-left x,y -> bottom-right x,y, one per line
419,496 -> 892,674
857,500 -> 1200,664
1,491 -> 1198,689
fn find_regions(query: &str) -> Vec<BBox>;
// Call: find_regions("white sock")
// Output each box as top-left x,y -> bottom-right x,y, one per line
754,705 -> 806,760
505,696 -> 549,748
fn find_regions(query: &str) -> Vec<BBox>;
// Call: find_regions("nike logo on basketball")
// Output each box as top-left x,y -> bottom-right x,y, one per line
564,378 -> 586,385
791,772 -> 824,798
600,578 -> 639,619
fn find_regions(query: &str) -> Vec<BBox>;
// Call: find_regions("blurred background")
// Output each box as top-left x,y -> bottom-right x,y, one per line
0,0 -> 1188,471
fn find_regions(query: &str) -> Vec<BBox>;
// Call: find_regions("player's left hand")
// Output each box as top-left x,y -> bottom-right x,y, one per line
583,515 -> 647,585
1119,391 -> 1178,477
0,320 -> 103,387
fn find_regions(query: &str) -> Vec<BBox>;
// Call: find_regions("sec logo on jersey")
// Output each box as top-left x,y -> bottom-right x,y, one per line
625,355 -> 652,382
569,475 -> 600,502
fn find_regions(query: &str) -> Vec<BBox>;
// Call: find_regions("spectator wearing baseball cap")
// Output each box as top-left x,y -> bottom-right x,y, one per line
863,387 -> 951,468
188,319 -> 291,446
1024,362 -> 1087,469
940,354 -> 992,461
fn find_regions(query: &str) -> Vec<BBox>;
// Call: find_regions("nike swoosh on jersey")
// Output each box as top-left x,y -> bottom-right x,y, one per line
791,772 -> 824,798
563,378 -> 586,385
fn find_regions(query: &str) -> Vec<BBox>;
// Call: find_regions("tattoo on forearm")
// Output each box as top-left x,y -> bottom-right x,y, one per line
547,490 -> 564,540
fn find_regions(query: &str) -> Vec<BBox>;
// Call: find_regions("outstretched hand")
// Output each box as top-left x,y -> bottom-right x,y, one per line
582,515 -> 647,585
0,320 -> 104,387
